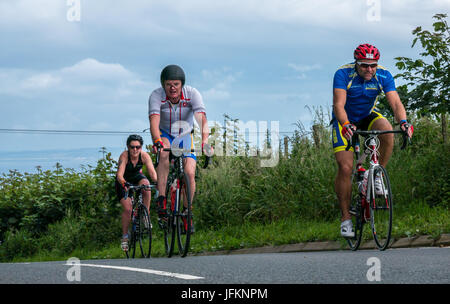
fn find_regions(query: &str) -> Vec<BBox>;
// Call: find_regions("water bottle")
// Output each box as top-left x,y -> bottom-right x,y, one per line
361,170 -> 369,196
357,168 -> 367,194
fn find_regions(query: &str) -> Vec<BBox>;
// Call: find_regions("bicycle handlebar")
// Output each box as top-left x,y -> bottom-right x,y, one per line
124,183 -> 156,200
154,147 -> 212,169
345,129 -> 410,152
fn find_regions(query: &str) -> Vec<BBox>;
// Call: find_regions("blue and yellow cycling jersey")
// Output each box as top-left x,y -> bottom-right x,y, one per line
332,63 -> 396,122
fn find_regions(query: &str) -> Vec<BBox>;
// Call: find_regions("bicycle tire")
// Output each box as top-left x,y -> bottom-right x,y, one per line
368,165 -> 393,250
127,197 -> 137,258
347,191 -> 364,251
137,205 -> 152,258
164,179 -> 177,258
129,225 -> 137,259
176,172 -> 192,257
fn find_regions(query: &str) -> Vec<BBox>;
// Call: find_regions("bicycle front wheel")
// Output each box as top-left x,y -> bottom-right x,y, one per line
176,172 -> 192,257
368,165 -> 393,250
164,181 -> 177,258
129,221 -> 137,259
137,205 -> 152,258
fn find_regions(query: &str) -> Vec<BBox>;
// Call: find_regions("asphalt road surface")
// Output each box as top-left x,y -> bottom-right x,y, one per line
1,247 -> 448,285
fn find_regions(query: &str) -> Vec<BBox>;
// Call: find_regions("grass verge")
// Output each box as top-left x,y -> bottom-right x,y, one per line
5,201 -> 448,263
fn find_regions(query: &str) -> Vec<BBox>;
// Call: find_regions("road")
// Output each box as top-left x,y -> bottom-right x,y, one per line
1,247 -> 448,285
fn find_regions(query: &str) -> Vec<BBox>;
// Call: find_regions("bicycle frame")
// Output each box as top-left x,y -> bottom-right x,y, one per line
350,129 -> 406,200
352,134 -> 383,221
167,153 -> 184,217
124,183 -> 155,258
155,146 -> 211,215
154,146 -> 211,257
346,129 -> 408,250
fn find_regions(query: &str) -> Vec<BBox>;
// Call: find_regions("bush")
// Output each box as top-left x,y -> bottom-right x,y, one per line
194,114 -> 449,230
0,152 -> 121,261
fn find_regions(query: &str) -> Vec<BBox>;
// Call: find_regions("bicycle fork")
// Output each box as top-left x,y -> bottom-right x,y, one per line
170,179 -> 181,218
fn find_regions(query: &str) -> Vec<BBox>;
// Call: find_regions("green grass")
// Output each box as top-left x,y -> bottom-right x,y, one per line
5,201 -> 448,263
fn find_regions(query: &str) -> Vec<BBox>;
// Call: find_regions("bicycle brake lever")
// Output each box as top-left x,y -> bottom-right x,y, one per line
203,156 -> 211,169
345,138 -> 353,151
400,132 -> 408,150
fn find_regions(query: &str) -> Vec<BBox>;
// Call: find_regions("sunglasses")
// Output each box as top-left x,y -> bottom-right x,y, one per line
129,145 -> 141,150
357,62 -> 378,69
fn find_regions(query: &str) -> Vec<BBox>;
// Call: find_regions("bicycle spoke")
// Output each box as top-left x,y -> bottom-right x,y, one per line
176,173 -> 192,257
138,205 -> 152,258
164,181 -> 177,257
370,166 -> 393,250
347,194 -> 364,251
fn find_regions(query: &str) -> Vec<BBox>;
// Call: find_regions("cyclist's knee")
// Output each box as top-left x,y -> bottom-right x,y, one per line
159,150 -> 170,162
184,164 -> 195,181
372,118 -> 392,131
335,153 -> 353,176
139,178 -> 150,186
337,161 -> 353,176
121,200 -> 132,213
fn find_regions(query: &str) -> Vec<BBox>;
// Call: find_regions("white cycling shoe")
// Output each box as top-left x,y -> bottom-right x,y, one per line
375,174 -> 385,196
340,219 -> 355,238
121,236 -> 129,252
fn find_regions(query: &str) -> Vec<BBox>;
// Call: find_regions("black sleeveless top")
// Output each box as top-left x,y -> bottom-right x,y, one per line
123,151 -> 143,182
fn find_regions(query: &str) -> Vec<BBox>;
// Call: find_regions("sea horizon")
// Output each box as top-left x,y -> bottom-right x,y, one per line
0,146 -> 126,176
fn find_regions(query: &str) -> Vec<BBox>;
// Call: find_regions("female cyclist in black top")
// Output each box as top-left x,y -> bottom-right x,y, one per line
116,134 -> 157,251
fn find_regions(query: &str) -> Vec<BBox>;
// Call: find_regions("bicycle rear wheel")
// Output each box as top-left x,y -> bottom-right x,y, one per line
176,172 -> 192,257
368,165 -> 393,250
137,205 -> 152,258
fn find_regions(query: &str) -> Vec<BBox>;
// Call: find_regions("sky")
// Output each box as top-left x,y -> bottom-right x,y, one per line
0,0 -> 449,173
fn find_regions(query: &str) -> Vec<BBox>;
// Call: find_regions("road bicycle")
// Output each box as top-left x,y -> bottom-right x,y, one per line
346,129 -> 409,251
124,183 -> 155,258
155,146 -> 210,257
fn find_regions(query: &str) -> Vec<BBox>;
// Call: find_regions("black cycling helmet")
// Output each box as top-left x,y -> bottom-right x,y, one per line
126,134 -> 143,146
160,64 -> 185,87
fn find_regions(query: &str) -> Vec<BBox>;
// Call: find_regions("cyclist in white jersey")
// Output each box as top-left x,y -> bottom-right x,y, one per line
148,65 -> 212,231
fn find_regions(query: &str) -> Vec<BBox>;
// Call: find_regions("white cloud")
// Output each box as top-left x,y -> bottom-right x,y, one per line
288,63 -> 322,79
1,0 -> 448,48
201,68 -> 242,102
203,88 -> 231,101
0,0 -> 82,44
0,0 -> 65,23
0,58 -> 153,101
61,58 -> 134,81
288,63 -> 322,73
22,73 -> 61,89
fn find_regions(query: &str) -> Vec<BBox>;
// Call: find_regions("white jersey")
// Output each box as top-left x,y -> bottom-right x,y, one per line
148,85 -> 206,137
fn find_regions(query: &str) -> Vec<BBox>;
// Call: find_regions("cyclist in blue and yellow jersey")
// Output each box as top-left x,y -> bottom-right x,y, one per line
332,44 -> 414,238
116,134 -> 157,251
148,65 -> 212,233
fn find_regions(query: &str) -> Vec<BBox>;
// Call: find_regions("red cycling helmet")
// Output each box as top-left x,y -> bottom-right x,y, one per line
354,43 -> 380,60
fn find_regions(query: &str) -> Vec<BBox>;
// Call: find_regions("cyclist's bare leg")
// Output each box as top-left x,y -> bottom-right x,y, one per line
120,197 -> 132,236
370,118 -> 394,167
138,178 -> 151,214
157,137 -> 171,196
335,150 -> 354,222
183,157 -> 196,208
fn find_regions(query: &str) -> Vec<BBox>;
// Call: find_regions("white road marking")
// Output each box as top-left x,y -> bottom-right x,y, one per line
64,262 -> 204,280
